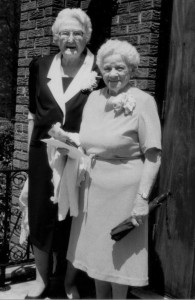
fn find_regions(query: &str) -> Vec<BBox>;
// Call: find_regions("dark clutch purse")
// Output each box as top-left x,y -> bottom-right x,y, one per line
110,191 -> 171,242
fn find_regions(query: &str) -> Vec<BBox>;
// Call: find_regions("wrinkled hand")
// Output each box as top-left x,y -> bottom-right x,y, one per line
130,199 -> 149,227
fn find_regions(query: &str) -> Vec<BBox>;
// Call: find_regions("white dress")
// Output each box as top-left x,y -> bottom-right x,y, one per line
67,87 -> 161,286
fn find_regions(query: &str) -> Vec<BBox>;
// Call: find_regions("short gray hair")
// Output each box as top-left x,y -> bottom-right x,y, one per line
97,39 -> 140,71
52,8 -> 92,44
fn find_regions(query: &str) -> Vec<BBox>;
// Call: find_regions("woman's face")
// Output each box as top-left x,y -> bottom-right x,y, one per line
57,18 -> 87,59
101,54 -> 131,95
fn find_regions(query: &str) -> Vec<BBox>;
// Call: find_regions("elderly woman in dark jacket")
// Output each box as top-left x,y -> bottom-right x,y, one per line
26,8 -> 102,299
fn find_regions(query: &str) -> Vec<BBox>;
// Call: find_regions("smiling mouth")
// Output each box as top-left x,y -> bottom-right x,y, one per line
66,46 -> 76,49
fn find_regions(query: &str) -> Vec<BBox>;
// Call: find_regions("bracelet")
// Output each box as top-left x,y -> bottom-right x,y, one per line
137,192 -> 149,201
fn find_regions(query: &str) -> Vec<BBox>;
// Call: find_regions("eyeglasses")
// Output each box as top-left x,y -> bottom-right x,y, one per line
58,30 -> 84,40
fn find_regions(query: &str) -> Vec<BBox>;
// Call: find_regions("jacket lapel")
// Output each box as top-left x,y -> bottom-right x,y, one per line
47,53 -> 65,117
62,49 -> 94,103
47,49 -> 95,123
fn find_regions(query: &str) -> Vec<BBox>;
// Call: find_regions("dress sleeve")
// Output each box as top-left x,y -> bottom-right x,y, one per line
28,57 -> 39,115
138,96 -> 162,154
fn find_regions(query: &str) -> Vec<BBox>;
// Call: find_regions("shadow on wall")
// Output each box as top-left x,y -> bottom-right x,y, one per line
86,0 -> 118,54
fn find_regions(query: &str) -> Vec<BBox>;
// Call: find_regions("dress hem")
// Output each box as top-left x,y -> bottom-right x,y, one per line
67,256 -> 148,287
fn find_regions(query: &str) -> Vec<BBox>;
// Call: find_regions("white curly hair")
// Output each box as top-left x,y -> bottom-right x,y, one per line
97,39 -> 140,71
52,8 -> 92,44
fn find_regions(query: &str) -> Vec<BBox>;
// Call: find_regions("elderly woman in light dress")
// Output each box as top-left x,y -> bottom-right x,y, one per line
65,39 -> 162,299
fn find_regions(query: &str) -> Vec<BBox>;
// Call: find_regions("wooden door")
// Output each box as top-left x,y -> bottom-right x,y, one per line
152,0 -> 195,298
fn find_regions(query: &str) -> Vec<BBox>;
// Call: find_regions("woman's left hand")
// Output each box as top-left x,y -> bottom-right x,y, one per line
130,199 -> 149,227
57,148 -> 69,156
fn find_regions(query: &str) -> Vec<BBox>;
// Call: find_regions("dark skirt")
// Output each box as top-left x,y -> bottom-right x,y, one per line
28,142 -> 71,253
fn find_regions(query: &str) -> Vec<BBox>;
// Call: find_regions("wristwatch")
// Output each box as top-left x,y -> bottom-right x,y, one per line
138,192 -> 149,201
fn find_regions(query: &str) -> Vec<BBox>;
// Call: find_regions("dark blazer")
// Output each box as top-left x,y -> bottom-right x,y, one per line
29,49 -> 102,144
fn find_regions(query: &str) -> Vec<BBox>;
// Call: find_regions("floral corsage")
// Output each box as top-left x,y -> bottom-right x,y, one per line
81,71 -> 101,93
111,91 -> 136,116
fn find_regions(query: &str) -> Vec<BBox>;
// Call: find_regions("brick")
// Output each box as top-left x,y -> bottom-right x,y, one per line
137,67 -> 149,78
80,0 -> 90,10
44,26 -> 52,36
15,123 -> 23,132
36,17 -> 55,28
23,124 -> 28,133
44,7 -> 53,16
34,37 -> 51,47
15,133 -> 28,142
154,0 -> 162,8
119,12 -> 140,24
28,28 -> 44,38
37,0 -> 64,8
136,79 -> 156,90
20,31 -> 28,39
19,39 -> 34,48
149,56 -> 157,67
66,0 -> 80,8
26,69 -> 30,77
147,79 -> 155,90
136,79 -> 149,90
138,21 -> 160,33
20,20 -> 36,30
15,141 -> 28,152
111,25 -> 128,36
139,32 -> 159,44
21,1 -> 36,12
112,16 -> 119,25
14,140 -> 22,150
37,0 -> 53,7
128,23 -> 139,35
118,35 -> 138,45
27,48 -> 42,57
148,68 -> 157,78
17,86 -> 29,96
15,112 -> 28,122
13,159 -> 28,169
141,0 -> 161,10
140,56 -> 150,67
117,2 -> 130,14
18,58 -> 32,67
17,68 -> 28,77
17,77 -> 28,86
18,49 -> 27,58
15,104 -> 28,114
28,9 -> 44,20
129,1 -> 142,13
141,10 -> 161,22
137,44 -> 157,55
21,12 -> 28,21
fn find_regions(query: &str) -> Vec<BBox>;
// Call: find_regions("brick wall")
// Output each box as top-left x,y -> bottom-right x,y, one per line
0,0 -> 20,120
82,0 -> 162,96
14,0 -> 66,170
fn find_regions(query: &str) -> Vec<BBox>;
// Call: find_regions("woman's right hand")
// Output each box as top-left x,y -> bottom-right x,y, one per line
130,199 -> 149,227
